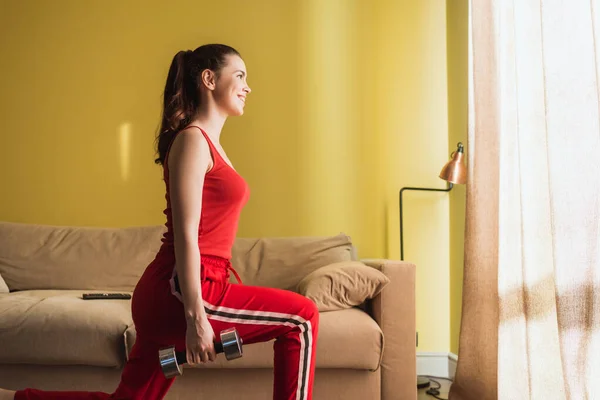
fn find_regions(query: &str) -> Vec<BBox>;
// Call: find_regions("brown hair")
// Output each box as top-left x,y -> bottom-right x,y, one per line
154,44 -> 241,165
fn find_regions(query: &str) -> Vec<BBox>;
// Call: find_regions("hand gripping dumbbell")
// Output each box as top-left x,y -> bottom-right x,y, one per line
159,327 -> 243,378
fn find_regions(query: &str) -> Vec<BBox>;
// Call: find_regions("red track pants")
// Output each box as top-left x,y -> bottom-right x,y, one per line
15,254 -> 320,400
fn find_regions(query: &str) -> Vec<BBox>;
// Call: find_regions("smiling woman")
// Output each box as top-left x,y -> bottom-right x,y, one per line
2,43 -> 321,400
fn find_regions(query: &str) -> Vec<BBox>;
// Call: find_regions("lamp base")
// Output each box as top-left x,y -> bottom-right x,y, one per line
417,375 -> 431,389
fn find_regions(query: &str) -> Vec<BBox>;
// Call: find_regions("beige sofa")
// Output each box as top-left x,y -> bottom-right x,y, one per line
0,221 -> 416,400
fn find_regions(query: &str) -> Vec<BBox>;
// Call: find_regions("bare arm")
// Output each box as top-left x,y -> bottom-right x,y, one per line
168,128 -> 211,322
168,128 -> 217,364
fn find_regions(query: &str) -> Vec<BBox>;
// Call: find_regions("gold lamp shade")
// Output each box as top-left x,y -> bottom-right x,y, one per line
439,142 -> 467,184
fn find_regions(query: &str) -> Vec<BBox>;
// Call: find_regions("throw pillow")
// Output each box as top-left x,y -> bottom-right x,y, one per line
0,273 -> 9,293
296,260 -> 390,312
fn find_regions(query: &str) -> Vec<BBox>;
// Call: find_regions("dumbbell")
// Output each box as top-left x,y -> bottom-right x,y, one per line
159,327 -> 243,378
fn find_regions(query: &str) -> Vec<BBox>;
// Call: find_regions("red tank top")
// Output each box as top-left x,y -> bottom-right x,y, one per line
159,125 -> 250,264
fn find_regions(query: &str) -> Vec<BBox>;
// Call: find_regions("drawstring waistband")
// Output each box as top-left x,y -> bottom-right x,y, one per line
168,255 -> 243,303
200,255 -> 243,285
226,264 -> 243,285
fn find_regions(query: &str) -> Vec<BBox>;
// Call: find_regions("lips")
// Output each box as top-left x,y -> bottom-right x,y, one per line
237,95 -> 246,103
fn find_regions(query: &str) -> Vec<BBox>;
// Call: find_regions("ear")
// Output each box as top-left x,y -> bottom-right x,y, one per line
200,69 -> 216,90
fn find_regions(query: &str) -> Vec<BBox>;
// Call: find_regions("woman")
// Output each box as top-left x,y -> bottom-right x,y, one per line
1,44 -> 319,400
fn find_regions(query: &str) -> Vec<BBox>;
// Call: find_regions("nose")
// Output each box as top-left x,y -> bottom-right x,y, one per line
244,85 -> 251,94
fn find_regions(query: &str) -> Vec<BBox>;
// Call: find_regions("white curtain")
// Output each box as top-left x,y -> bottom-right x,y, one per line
450,1 -> 600,399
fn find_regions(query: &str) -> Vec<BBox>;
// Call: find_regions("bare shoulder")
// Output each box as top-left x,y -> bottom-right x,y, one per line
167,127 -> 212,174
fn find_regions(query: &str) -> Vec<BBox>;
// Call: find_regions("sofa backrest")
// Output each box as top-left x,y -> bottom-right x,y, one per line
0,222 -> 166,291
231,234 -> 356,291
0,222 -> 357,292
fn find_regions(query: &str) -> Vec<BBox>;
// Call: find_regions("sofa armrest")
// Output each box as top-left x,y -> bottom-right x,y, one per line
361,258 -> 417,400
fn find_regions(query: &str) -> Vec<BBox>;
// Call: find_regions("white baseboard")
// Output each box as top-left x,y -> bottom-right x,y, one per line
417,352 -> 457,379
448,352 -> 457,379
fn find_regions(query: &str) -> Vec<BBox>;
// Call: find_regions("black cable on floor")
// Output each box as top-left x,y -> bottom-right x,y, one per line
419,375 -> 453,400
425,379 -> 446,400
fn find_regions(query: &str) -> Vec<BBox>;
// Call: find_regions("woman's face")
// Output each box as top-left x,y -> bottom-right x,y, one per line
213,55 -> 251,116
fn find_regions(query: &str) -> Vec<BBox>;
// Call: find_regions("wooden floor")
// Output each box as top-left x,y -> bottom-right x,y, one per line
417,377 -> 453,400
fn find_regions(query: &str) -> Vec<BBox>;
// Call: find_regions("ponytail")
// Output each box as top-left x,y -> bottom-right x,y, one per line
154,44 -> 241,165
154,50 -> 198,165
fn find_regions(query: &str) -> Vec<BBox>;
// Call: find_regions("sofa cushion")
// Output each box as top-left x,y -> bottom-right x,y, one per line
296,261 -> 391,312
230,234 -> 355,291
0,290 -> 132,368
125,307 -> 384,371
0,222 -> 165,291
0,291 -> 383,371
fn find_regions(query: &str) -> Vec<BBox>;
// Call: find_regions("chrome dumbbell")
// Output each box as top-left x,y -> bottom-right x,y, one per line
159,327 -> 243,378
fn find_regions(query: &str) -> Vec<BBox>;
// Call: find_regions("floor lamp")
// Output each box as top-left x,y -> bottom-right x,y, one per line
398,142 -> 467,390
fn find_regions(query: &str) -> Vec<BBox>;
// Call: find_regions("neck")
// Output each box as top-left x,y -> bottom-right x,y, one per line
192,101 -> 228,143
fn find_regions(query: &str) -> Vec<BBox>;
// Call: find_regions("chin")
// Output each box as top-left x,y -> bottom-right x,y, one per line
230,107 -> 245,117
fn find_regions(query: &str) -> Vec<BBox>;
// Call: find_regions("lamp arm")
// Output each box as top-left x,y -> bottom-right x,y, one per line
399,182 -> 454,260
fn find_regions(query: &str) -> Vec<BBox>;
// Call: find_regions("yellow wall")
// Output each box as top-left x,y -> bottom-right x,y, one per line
446,0 -> 469,355
0,0 -> 455,353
